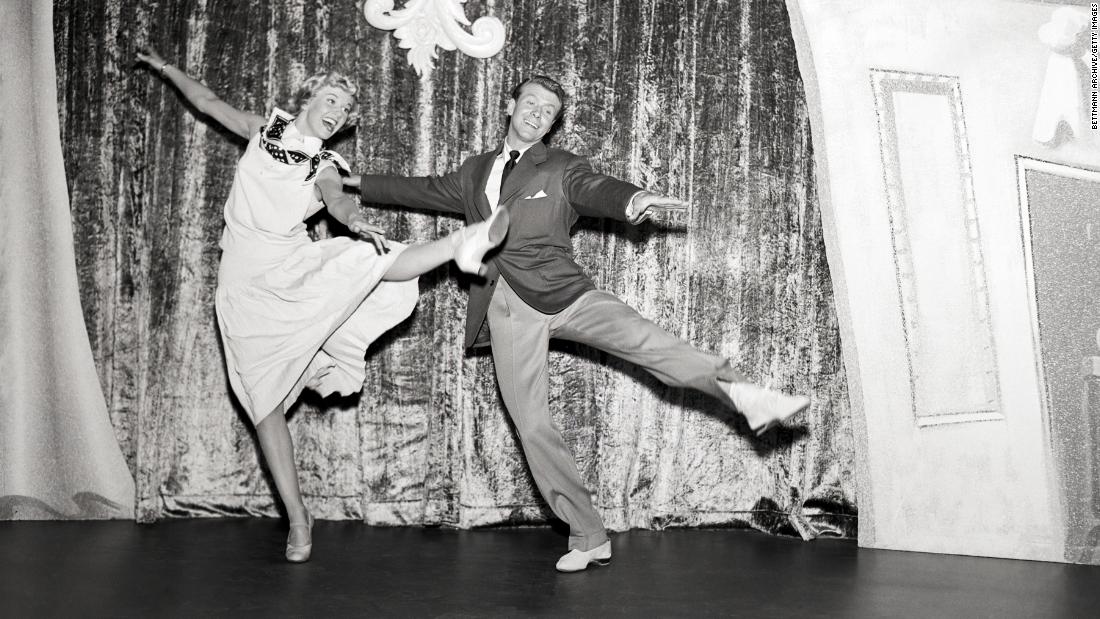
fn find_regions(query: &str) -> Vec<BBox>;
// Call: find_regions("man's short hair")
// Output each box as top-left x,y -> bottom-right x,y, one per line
510,75 -> 567,121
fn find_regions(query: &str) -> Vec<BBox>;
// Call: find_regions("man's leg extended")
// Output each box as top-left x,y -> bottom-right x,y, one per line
551,290 -> 808,431
551,290 -> 740,402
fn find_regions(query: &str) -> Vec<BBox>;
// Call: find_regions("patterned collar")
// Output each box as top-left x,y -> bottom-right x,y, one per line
258,109 -> 349,182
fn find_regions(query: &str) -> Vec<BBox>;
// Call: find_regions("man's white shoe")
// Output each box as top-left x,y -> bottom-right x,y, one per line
555,541 -> 612,573
725,382 -> 810,436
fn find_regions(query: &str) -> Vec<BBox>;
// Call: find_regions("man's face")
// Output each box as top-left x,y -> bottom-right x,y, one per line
506,83 -> 562,147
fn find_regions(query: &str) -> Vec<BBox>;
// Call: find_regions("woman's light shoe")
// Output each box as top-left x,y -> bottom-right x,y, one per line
453,207 -> 511,276
555,541 -> 612,573
285,512 -> 314,563
725,382 -> 810,436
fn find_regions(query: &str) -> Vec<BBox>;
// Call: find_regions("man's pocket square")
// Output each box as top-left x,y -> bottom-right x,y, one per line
524,190 -> 549,199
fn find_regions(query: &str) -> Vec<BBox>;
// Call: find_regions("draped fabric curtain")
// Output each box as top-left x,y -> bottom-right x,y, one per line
56,0 -> 854,537
0,0 -> 134,519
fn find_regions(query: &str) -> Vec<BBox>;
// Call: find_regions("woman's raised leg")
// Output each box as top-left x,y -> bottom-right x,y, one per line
382,207 -> 510,281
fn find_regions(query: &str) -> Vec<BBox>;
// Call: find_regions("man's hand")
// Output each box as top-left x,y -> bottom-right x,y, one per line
343,174 -> 362,189
627,191 -> 690,225
348,214 -> 389,254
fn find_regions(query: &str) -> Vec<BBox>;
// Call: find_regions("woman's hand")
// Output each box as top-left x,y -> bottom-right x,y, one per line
136,47 -> 168,73
342,174 -> 362,189
348,214 -> 390,255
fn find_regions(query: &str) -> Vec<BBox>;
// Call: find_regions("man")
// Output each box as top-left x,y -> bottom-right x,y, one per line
346,76 -> 810,572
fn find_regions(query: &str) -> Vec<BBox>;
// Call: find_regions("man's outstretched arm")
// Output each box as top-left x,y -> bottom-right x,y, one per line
345,171 -> 465,216
562,157 -> 688,224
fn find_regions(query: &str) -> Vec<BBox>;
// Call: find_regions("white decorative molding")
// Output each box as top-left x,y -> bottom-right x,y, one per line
362,0 -> 506,77
870,69 -> 1002,426
1033,7 -> 1091,146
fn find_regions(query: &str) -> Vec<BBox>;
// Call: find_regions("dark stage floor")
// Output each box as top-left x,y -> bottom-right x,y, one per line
2,520 -> 1097,618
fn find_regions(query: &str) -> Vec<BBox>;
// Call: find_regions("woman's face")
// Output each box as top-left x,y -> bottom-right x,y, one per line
297,86 -> 355,140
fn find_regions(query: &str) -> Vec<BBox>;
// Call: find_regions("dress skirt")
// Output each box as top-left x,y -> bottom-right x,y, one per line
215,236 -> 418,425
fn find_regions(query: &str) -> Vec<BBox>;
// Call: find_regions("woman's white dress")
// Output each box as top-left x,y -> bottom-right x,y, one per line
215,110 -> 417,424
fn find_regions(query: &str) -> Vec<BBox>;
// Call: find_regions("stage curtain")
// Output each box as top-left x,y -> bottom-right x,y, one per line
56,0 -> 854,538
0,0 -> 134,519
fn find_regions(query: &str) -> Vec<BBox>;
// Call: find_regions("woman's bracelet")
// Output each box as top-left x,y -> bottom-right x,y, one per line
159,62 -> 171,76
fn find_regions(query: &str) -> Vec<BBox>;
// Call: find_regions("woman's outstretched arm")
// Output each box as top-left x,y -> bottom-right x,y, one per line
315,167 -> 390,255
136,47 -> 265,140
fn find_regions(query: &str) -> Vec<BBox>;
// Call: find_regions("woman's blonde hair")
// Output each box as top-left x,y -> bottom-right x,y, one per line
287,71 -> 359,125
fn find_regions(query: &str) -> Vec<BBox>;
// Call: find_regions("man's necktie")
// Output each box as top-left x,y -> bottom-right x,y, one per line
500,150 -> 520,193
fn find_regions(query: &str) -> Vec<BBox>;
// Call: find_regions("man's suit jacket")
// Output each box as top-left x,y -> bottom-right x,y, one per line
359,141 -> 642,348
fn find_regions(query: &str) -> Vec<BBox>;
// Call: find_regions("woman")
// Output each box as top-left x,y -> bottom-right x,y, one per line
136,48 -> 508,562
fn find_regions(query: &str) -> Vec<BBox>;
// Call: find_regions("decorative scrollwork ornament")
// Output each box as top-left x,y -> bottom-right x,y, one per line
361,0 -> 506,76
1032,7 -> 1090,146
